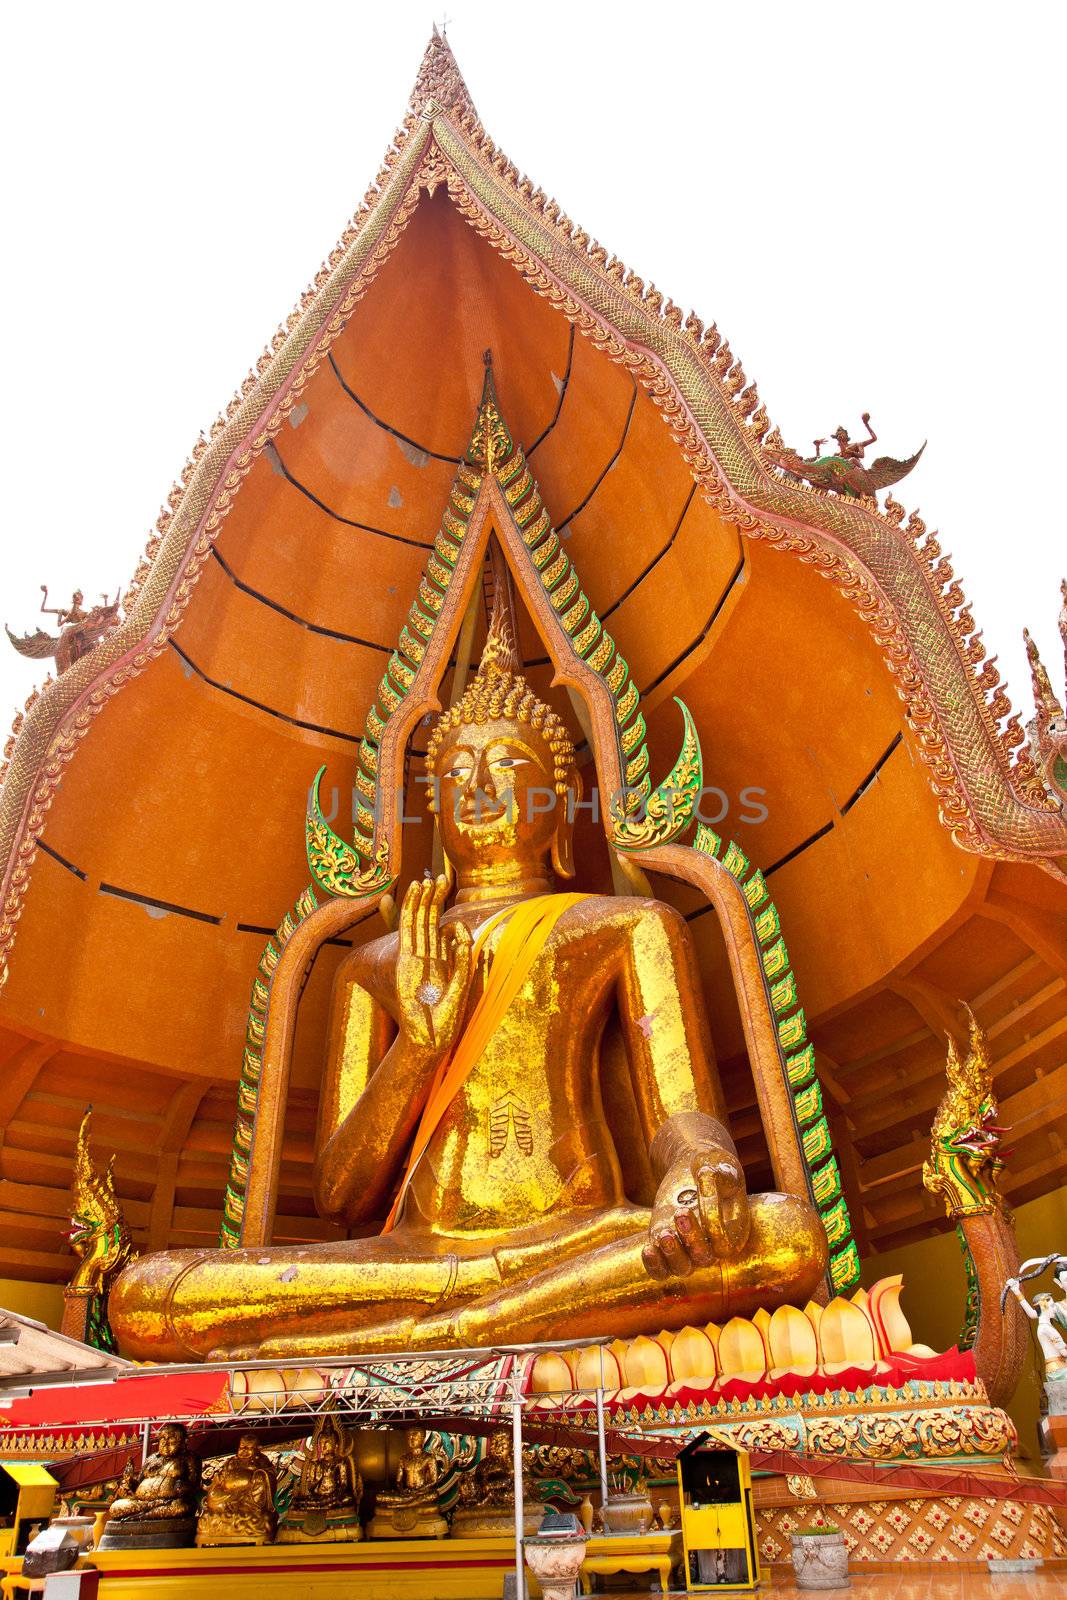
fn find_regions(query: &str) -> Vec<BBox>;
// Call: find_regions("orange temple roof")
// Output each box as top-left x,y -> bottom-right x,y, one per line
0,31 -> 1063,1283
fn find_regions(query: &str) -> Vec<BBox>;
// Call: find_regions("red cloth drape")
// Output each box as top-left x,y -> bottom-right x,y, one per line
0,1369 -> 228,1430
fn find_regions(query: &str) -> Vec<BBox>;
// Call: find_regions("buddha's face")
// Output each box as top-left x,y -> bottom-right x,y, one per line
158,1426 -> 183,1458
487,1430 -> 509,1460
237,1436 -> 258,1464
406,1428 -> 426,1450
432,716 -> 561,871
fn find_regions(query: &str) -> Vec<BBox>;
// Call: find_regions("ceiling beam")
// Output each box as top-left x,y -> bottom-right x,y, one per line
840,1023 -> 933,1076
984,978 -> 1066,1043
979,892 -> 1067,980
147,1081 -> 213,1251
0,1043 -> 57,1148
811,1048 -> 851,1109
887,976 -> 965,1042
970,953 -> 1043,1010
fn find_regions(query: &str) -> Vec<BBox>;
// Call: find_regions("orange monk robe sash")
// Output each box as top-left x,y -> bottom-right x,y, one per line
382,892 -> 588,1233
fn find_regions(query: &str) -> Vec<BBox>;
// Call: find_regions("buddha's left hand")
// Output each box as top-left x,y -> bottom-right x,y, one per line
642,1149 -> 750,1279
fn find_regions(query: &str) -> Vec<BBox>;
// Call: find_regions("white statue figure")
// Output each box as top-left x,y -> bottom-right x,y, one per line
1003,1255 -> 1067,1379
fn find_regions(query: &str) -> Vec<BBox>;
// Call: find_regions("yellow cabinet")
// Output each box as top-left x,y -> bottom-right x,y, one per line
0,1463 -> 58,1557
676,1438 -> 760,1592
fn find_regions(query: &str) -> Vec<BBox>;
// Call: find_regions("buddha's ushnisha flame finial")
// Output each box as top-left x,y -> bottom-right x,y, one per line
478,568 -> 521,680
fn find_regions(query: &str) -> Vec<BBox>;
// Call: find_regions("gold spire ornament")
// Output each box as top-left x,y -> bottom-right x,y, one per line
466,353 -> 510,476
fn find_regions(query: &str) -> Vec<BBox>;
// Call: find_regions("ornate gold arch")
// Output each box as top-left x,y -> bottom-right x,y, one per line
227,372 -> 860,1304
1,26 -> 1062,991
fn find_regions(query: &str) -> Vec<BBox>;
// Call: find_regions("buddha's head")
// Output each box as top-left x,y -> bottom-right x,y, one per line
486,1429 -> 510,1461
158,1423 -> 185,1458
406,1427 -> 427,1451
237,1434 -> 260,1464
426,596 -> 578,888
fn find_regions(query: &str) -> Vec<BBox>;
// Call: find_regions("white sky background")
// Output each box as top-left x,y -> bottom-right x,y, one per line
1,1 -> 1063,735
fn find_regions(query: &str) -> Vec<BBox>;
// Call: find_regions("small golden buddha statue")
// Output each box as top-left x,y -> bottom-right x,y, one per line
100,1422 -> 198,1546
452,1428 -> 545,1537
110,600 -> 825,1362
367,1428 -> 447,1540
278,1415 -> 363,1543
196,1433 -> 277,1546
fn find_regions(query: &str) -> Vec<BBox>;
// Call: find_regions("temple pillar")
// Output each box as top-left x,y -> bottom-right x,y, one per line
61,1286 -> 93,1345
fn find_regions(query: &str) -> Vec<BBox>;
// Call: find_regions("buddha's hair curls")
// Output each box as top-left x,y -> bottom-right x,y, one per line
425,663 -> 576,801
424,592 -> 576,801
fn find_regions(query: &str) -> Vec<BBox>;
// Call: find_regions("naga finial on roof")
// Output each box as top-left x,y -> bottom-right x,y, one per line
1023,585 -> 1067,807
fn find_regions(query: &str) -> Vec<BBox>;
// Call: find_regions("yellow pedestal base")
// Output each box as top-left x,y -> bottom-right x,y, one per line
451,1502 -> 545,1538
365,1510 -> 448,1541
80,1535 -> 517,1598
276,1513 -> 363,1543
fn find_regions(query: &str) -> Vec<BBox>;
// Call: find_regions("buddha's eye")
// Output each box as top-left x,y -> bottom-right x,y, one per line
444,763 -> 472,781
490,756 -> 521,771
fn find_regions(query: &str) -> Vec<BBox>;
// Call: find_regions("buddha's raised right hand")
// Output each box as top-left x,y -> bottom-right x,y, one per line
395,875 -> 473,1054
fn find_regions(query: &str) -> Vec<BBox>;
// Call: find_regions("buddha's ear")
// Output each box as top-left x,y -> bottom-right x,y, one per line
551,769 -> 581,880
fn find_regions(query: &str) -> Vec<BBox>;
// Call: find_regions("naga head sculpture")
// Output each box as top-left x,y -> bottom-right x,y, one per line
922,1010 -> 1008,1219
68,1105 -> 135,1297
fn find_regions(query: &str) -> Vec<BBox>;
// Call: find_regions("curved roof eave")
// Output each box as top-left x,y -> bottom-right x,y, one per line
1,28 -> 1063,989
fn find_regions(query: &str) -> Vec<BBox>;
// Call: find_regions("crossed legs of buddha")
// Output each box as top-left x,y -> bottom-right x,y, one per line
109,1192 -> 826,1362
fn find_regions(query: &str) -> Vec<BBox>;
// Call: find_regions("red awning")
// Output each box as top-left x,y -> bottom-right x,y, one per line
0,1369 -> 228,1431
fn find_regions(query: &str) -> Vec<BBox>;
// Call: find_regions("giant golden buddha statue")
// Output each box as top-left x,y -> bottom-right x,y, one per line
110,584 -> 825,1362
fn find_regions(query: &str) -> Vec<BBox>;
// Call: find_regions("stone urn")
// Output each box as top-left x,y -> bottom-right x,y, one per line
45,1516 -> 96,1553
790,1528 -> 850,1589
601,1489 -> 654,1536
524,1528 -> 589,1600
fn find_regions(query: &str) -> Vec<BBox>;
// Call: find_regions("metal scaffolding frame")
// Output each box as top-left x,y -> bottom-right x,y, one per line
5,1338 -> 649,1600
